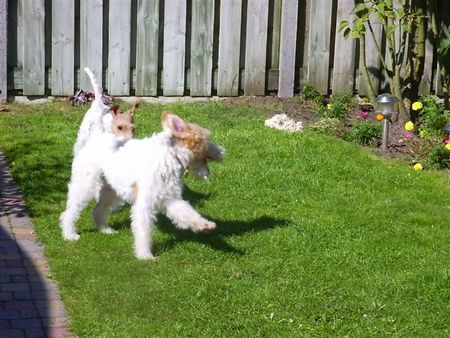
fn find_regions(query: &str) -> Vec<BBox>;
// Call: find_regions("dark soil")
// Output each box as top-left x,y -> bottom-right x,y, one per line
223,95 -> 412,161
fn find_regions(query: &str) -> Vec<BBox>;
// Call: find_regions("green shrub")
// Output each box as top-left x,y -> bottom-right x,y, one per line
316,101 -> 349,120
346,121 -> 382,147
301,83 -> 324,103
418,95 -> 450,134
426,144 -> 450,169
309,118 -> 347,138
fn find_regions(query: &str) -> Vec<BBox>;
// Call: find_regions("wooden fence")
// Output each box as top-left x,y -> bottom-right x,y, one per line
0,0 -> 447,102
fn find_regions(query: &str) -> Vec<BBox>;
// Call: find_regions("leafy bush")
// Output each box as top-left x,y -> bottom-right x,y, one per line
309,118 -> 347,138
426,145 -> 450,169
316,101 -> 349,120
301,83 -> 324,103
346,121 -> 382,147
418,95 -> 450,134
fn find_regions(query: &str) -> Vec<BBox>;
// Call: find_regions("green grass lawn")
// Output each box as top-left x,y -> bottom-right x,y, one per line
0,100 -> 449,337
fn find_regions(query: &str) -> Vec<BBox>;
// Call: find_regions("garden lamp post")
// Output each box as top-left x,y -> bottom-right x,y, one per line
376,94 -> 399,153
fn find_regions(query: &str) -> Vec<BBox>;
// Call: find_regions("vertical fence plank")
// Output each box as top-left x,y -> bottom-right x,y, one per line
218,0 -> 242,96
307,0 -> 332,93
80,0 -> 103,90
332,0 -> 356,93
435,62 -> 443,95
163,0 -> 187,96
244,0 -> 269,95
270,0 -> 282,70
359,21 -> 382,96
51,0 -> 74,95
22,0 -> 45,95
0,0 -> 7,103
108,0 -> 131,95
278,0 -> 298,98
190,0 -> 214,96
418,28 -> 433,95
136,0 -> 159,96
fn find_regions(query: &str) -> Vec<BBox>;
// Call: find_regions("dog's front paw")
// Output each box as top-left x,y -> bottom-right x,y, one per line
198,220 -> 216,233
63,232 -> 80,241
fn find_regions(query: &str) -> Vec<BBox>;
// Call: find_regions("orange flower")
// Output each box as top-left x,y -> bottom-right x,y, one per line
376,114 -> 384,121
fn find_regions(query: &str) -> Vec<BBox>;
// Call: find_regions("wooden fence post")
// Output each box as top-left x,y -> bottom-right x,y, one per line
307,0 -> 333,94
0,0 -> 7,103
278,0 -> 298,98
244,0 -> 269,96
218,0 -> 242,96
80,0 -> 103,91
190,0 -> 214,96
136,0 -> 159,96
22,0 -> 45,96
51,0 -> 74,96
163,0 -> 187,96
108,0 -> 132,96
332,0 -> 356,93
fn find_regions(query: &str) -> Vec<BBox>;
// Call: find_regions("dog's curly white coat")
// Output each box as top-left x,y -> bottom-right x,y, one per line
60,113 -> 218,260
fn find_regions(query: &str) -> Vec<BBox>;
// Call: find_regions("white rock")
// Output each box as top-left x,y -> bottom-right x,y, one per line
264,113 -> 303,132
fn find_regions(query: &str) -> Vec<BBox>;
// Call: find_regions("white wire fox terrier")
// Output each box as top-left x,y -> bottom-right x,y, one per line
73,67 -> 138,156
60,111 -> 225,260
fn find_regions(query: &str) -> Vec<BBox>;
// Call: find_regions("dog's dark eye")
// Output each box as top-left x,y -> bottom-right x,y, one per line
118,126 -> 123,131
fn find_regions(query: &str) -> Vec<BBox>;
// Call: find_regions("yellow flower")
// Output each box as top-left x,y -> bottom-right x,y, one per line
419,130 -> 428,138
413,163 -> 423,171
412,101 -> 423,111
404,121 -> 414,131
376,114 -> 384,121
327,103 -> 333,110
445,143 -> 450,151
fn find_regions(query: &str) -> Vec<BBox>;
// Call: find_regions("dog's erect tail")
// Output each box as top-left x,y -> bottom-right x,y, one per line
84,67 -> 102,104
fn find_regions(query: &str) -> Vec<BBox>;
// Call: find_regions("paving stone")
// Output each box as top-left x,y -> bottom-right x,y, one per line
0,329 -> 25,338
19,309 -> 39,319
0,319 -> 10,329
1,283 -> 30,292
11,318 -> 42,329
4,301 -> 36,311
0,309 -> 20,319
25,328 -> 46,338
0,291 -> 13,301
14,291 -> 32,300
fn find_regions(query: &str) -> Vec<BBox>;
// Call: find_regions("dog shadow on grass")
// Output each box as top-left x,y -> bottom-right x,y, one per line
155,215 -> 290,256
106,186 -> 290,256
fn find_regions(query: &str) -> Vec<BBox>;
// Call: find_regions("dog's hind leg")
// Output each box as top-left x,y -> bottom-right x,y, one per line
164,199 -> 216,233
60,171 -> 100,241
92,180 -> 120,234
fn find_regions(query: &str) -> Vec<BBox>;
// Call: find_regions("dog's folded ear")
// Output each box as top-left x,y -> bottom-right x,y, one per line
207,142 -> 226,162
110,105 -> 121,115
161,111 -> 188,136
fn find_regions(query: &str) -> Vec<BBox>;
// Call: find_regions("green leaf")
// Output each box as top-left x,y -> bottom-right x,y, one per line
351,30 -> 361,39
351,3 -> 368,14
338,20 -> 349,32
385,24 -> 396,37
375,12 -> 387,24
343,27 -> 352,39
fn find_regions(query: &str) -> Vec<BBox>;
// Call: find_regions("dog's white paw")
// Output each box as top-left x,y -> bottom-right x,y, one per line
99,227 -> 117,235
135,251 -> 156,261
198,220 -> 216,233
63,232 -> 80,241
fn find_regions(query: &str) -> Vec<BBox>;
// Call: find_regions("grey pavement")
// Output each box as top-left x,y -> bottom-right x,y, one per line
0,151 -> 72,338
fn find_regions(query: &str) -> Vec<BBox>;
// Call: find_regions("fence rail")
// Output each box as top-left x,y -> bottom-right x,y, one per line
0,0 -> 448,102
